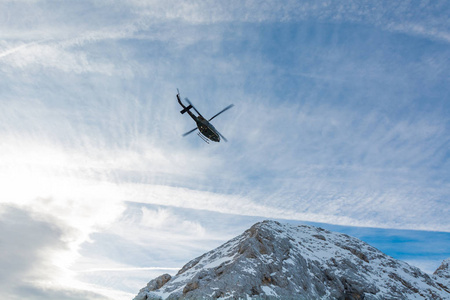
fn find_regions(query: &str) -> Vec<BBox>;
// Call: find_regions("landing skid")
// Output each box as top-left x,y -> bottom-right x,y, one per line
197,132 -> 210,144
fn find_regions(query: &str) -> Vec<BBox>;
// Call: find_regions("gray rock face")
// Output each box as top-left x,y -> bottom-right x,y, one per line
134,220 -> 450,300
134,274 -> 172,300
433,258 -> 450,293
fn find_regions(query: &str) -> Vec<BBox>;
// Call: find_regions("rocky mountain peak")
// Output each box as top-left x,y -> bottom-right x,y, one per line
134,220 -> 450,299
433,258 -> 450,292
434,258 -> 450,278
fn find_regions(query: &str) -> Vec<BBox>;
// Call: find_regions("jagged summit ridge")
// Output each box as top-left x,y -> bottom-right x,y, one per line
434,258 -> 450,278
135,220 -> 450,299
433,258 -> 450,291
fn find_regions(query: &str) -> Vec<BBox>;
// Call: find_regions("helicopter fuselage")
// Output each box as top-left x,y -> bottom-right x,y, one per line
181,102 -> 221,142
195,116 -> 220,142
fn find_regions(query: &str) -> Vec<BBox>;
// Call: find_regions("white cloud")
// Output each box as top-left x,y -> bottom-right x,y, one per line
2,1 -> 448,75
140,207 -> 206,237
8,43 -> 114,74
0,205 -> 112,300
125,0 -> 450,42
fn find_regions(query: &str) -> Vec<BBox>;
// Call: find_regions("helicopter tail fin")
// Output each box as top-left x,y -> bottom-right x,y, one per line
180,104 -> 193,114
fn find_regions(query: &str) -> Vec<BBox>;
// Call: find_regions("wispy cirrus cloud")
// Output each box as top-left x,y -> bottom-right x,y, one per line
1,10 -> 448,231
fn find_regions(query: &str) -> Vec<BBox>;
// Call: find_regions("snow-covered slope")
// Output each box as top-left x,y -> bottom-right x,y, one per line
134,220 -> 449,299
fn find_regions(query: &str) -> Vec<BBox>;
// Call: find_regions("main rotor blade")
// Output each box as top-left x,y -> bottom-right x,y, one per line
208,104 -> 234,121
184,98 -> 204,118
216,129 -> 228,142
182,127 -> 198,137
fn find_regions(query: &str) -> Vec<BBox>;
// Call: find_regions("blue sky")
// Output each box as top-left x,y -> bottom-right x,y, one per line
0,1 -> 449,299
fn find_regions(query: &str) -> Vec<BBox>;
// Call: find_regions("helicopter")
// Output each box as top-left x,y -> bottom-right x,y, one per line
177,89 -> 234,143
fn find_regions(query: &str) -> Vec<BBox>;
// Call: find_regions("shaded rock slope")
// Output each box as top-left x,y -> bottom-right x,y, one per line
134,220 -> 449,299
